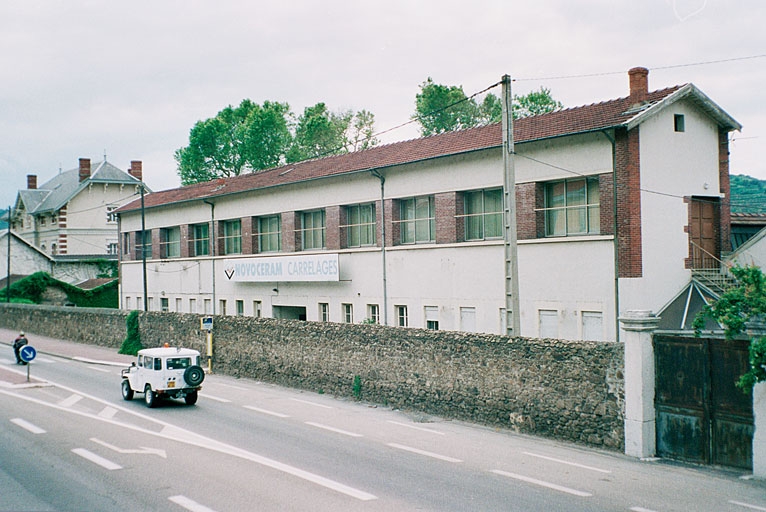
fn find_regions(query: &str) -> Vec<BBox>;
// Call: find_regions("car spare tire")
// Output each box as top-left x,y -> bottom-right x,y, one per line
184,365 -> 205,387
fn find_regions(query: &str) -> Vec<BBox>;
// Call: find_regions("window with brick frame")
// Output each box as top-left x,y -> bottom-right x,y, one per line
221,219 -> 242,255
135,230 -> 152,259
463,188 -> 503,240
543,177 -> 600,236
159,226 -> 181,258
190,223 -> 210,256
399,196 -> 435,244
344,203 -> 376,247
302,210 -> 326,250
258,215 -> 281,252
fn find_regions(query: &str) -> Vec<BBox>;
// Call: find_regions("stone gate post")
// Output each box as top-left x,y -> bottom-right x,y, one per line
620,310 -> 660,458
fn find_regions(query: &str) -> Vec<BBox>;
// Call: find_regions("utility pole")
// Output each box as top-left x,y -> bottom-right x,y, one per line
502,75 -> 521,336
6,206 -> 10,303
140,184 -> 148,312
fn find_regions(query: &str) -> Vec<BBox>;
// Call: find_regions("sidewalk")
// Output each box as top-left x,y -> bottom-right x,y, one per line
0,327 -> 135,387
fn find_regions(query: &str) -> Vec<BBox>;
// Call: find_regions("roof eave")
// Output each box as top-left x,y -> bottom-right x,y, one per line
623,84 -> 742,132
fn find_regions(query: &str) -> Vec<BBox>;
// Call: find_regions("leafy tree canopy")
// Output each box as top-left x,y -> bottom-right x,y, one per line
412,78 -> 563,136
177,100 -> 378,185
694,265 -> 766,391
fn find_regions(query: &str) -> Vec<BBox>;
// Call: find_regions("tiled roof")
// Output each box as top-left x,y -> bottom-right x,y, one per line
120,85 -> 696,213
20,161 -> 142,214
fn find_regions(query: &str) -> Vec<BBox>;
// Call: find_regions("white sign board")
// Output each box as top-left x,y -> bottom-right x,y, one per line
223,254 -> 339,282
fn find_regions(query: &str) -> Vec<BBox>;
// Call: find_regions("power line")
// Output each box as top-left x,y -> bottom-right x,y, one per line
512,54 -> 766,82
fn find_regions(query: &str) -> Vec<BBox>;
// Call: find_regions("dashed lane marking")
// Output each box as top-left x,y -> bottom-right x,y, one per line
98,406 -> 118,419
291,398 -> 334,409
730,501 -> 766,511
243,405 -> 289,418
58,394 -> 84,407
169,495 -> 218,512
71,448 -> 122,470
387,443 -> 462,463
199,393 -> 231,403
491,469 -> 592,497
387,420 -> 445,435
10,418 -> 46,434
523,451 -> 612,473
305,421 -> 363,438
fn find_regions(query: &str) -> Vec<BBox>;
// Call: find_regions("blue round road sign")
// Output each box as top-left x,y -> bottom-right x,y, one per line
19,345 -> 37,363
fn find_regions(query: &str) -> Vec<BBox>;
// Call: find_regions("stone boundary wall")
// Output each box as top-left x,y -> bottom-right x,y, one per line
0,304 -> 625,450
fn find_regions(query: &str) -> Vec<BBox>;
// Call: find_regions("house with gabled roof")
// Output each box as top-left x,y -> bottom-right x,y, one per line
11,158 -> 147,257
115,67 -> 740,342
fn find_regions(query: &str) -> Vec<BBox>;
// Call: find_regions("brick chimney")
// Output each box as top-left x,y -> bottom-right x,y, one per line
27,174 -> 37,190
129,160 -> 143,181
628,67 -> 649,104
78,158 -> 91,182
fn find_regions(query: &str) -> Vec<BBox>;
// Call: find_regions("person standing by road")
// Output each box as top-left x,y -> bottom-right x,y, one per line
13,331 -> 28,364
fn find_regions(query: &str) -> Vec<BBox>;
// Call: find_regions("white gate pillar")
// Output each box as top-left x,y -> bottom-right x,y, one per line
746,321 -> 766,479
620,310 -> 660,458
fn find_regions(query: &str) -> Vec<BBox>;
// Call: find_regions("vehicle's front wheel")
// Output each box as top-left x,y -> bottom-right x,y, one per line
144,384 -> 157,408
184,391 -> 198,405
121,379 -> 134,401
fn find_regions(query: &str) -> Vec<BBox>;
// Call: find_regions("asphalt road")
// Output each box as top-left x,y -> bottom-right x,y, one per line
1,343 -> 765,511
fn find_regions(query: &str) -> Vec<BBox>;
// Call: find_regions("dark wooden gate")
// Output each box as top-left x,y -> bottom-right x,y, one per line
654,334 -> 753,469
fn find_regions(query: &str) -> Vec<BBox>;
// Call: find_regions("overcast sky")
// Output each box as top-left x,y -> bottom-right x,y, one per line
1,0 -> 763,210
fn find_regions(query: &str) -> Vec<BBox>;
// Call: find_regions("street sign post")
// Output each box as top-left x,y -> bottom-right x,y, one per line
19,345 -> 36,382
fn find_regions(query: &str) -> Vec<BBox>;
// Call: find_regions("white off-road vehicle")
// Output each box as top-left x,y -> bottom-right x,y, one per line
121,346 -> 205,407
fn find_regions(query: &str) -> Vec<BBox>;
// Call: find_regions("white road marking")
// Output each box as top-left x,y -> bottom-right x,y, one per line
491,469 -> 592,497
199,393 -> 231,403
98,406 -> 118,419
306,421 -> 363,437
630,507 -> 659,512
10,418 -> 46,434
91,437 -> 167,458
58,394 -> 83,407
523,451 -> 611,473
243,405 -> 290,418
387,420 -> 445,435
71,448 -> 122,470
169,495 -> 218,512
86,365 -> 111,373
388,443 -> 462,463
291,397 -> 333,409
1,382 -> 378,501
214,382 -> 250,391
72,356 -> 126,367
730,501 -> 766,511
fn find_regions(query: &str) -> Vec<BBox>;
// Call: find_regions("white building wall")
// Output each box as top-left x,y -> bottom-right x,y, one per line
61,183 -> 135,254
518,238 -> 616,341
620,100 -> 723,315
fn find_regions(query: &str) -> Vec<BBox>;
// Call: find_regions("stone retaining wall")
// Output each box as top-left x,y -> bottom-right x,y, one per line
0,303 -> 625,449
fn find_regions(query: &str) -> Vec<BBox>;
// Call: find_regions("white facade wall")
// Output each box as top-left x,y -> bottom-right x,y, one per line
63,183 -> 134,255
620,100 -> 723,315
119,111 -> 722,341
120,137 -> 626,339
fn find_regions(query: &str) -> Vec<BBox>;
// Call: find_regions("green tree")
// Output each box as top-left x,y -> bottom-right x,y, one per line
412,79 -> 563,136
694,265 -> 766,391
176,100 -> 291,185
286,103 -> 351,163
413,78 -> 480,136
513,87 -> 563,119
346,109 -> 379,152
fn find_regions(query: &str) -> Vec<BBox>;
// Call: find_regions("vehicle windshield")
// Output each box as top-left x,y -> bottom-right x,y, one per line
166,357 -> 192,370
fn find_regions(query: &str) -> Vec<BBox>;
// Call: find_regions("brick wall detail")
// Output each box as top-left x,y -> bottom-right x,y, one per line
615,128 -> 643,278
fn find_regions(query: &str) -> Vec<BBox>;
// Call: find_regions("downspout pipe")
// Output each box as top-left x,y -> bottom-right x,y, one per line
203,200 -> 216,316
371,170 -> 388,326
601,129 -> 620,343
